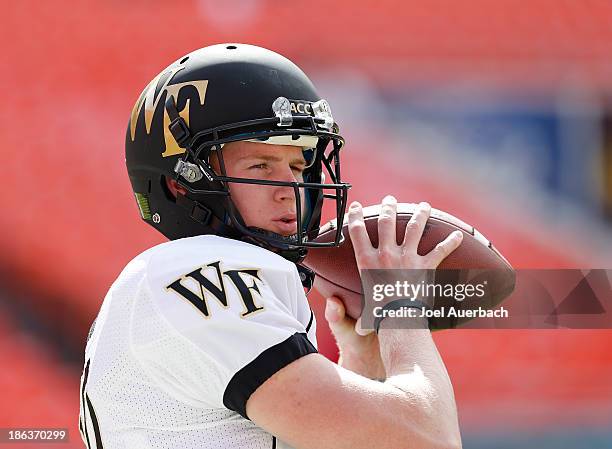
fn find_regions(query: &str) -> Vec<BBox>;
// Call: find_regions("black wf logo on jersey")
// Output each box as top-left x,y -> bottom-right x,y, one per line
166,261 -> 265,318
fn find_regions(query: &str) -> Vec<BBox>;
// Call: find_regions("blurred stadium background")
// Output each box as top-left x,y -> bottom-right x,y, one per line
2,0 -> 612,447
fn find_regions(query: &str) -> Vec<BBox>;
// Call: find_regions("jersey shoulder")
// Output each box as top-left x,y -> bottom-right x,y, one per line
134,235 -> 304,319
142,234 -> 295,279
125,237 -> 316,419
109,235 -> 297,306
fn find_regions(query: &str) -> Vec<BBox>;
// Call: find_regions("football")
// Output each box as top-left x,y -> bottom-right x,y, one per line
304,203 -> 515,330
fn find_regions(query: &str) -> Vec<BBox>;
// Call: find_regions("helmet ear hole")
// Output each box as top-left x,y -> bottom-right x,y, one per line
161,176 -> 180,201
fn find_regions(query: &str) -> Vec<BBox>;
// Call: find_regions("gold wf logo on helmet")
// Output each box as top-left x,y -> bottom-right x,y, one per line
129,66 -> 208,158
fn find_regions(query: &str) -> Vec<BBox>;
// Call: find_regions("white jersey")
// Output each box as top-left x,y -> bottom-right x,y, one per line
79,235 -> 317,449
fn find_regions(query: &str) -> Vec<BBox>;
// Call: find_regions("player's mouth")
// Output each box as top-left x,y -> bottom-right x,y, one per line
272,213 -> 298,235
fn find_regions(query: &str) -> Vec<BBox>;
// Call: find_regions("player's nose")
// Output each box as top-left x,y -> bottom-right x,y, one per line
273,166 -> 300,202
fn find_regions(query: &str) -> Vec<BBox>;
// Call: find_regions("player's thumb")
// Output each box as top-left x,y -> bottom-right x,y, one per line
325,297 -> 354,335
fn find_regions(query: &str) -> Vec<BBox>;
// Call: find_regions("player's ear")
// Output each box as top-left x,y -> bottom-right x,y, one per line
209,150 -> 220,174
165,177 -> 188,198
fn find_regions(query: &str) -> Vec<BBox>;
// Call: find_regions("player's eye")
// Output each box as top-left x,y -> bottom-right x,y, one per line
249,163 -> 269,170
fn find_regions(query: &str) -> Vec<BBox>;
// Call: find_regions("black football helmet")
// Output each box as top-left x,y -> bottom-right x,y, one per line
125,43 -> 350,272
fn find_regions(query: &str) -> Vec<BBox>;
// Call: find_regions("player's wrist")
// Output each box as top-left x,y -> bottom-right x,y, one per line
373,298 -> 432,334
378,316 -> 429,334
377,323 -> 435,378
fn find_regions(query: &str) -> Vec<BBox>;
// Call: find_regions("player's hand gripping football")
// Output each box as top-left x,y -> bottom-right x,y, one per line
325,195 -> 463,379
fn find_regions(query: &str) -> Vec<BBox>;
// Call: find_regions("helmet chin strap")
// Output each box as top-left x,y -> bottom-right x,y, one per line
247,226 -> 298,242
240,228 -> 314,290
176,190 -> 310,266
240,226 -> 305,258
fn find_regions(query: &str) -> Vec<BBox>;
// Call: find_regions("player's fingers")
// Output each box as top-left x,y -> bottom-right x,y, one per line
325,297 -> 356,336
347,201 -> 372,256
402,202 -> 431,253
377,195 -> 398,249
425,230 -> 463,267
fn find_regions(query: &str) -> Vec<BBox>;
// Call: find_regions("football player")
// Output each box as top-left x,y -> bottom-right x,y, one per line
79,44 -> 463,449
